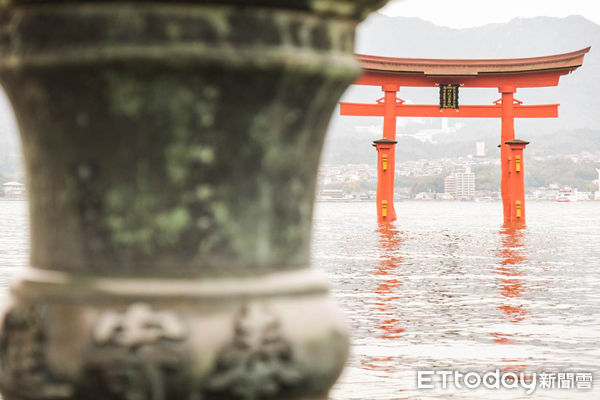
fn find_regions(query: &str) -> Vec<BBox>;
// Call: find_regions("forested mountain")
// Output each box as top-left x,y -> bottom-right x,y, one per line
0,15 -> 598,175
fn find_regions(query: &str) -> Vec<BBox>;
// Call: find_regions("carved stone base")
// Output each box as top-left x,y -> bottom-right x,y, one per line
0,269 -> 348,400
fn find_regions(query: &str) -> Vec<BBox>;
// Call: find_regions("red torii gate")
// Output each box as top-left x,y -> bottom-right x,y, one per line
340,47 -> 590,224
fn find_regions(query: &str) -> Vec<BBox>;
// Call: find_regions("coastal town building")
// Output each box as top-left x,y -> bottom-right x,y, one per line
444,168 -> 476,199
316,153 -> 599,201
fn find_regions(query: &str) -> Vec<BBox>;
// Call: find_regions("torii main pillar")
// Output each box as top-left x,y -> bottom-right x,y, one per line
505,139 -> 530,222
340,48 -> 590,224
374,83 -> 400,222
373,138 -> 397,221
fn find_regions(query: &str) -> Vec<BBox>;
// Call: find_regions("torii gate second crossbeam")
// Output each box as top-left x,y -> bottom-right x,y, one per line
340,47 -> 590,224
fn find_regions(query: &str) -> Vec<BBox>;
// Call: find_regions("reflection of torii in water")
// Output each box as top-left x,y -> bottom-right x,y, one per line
493,223 -> 530,374
373,224 -> 405,340
495,224 -> 527,325
360,224 -> 405,374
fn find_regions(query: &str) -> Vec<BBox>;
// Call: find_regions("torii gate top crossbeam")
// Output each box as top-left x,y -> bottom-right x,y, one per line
341,48 -> 591,119
355,47 -> 590,88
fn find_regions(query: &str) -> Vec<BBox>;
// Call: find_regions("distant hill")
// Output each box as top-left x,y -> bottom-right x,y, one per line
0,15 -> 598,173
322,14 -> 600,164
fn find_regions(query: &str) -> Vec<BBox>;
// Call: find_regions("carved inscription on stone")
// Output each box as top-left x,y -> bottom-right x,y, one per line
204,303 -> 302,400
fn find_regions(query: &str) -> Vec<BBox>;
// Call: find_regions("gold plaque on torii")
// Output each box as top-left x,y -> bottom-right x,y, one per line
439,84 -> 459,109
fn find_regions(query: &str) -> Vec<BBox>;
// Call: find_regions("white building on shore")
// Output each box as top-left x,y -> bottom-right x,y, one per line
444,167 -> 476,200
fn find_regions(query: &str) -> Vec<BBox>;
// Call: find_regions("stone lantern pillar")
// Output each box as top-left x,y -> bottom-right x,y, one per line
0,1 -> 388,398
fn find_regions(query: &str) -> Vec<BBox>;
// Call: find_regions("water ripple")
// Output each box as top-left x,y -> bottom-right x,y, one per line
313,201 -> 600,399
0,200 -> 598,398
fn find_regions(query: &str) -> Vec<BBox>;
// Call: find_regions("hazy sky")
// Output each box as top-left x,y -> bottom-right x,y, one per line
380,0 -> 600,28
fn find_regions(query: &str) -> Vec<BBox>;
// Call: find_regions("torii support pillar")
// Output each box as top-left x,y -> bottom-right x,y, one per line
374,139 -> 398,222
382,85 -> 399,141
505,140 -> 530,223
500,88 -> 516,223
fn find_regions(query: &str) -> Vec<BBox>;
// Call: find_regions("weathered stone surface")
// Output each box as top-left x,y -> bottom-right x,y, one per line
1,270 -> 348,399
0,1 -> 387,398
0,5 -> 360,277
0,0 -> 388,19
